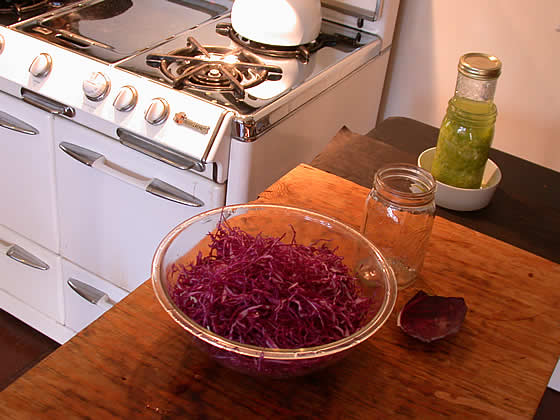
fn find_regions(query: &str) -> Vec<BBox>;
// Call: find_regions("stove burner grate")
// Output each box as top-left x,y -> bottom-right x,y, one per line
147,37 -> 282,99
215,22 -> 362,64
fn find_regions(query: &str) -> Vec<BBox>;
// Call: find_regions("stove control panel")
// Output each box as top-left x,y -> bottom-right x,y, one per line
113,85 -> 138,112
0,26 -> 231,179
83,72 -> 111,101
144,98 -> 170,125
29,53 -> 52,78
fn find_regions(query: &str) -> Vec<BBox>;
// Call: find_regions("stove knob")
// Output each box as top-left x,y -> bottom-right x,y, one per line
144,98 -> 170,125
113,85 -> 138,112
0,35 -> 5,55
82,72 -> 111,101
29,53 -> 53,78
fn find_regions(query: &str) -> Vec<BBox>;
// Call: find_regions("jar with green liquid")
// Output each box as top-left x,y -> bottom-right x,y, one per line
431,53 -> 502,189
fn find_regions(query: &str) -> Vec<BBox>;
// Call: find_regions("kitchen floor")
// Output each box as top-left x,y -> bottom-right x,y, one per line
0,310 -> 59,391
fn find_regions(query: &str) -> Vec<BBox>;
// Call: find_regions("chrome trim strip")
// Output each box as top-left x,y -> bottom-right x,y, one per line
232,46 -> 384,142
231,116 -> 271,142
201,110 -> 228,162
21,88 -> 75,117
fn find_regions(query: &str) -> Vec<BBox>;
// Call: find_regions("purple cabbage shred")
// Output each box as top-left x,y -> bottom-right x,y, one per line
169,220 -> 373,349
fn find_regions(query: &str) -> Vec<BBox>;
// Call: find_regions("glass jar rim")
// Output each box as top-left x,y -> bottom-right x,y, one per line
374,163 -> 436,205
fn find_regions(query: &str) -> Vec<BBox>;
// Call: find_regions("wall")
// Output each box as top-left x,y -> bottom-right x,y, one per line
379,0 -> 560,172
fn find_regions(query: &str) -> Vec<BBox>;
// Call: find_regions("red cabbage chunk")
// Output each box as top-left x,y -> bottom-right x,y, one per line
397,290 -> 468,343
169,220 -> 373,349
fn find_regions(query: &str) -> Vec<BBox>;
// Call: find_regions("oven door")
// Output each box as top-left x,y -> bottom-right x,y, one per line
0,91 -> 59,252
0,225 -> 67,341
62,258 -> 128,333
54,117 -> 226,292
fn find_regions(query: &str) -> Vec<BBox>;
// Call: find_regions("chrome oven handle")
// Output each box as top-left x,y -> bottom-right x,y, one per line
21,88 -> 75,118
116,128 -> 205,172
0,240 -> 49,270
59,142 -> 205,207
0,110 -> 39,135
145,179 -> 204,207
67,278 -> 116,310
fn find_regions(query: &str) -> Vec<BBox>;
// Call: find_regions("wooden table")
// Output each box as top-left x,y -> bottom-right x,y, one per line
313,121 -> 560,265
1,164 -> 559,419
313,121 -> 560,418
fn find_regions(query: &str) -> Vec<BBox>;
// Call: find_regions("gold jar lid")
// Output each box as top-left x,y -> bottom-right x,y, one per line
458,53 -> 502,80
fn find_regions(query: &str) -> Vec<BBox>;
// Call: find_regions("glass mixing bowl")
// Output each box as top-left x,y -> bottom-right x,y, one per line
152,204 -> 397,378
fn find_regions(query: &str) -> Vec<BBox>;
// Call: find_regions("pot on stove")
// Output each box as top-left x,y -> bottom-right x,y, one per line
245,55 -> 316,103
231,0 -> 322,46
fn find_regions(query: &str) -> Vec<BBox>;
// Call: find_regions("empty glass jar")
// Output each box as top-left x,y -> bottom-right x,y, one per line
361,163 -> 436,289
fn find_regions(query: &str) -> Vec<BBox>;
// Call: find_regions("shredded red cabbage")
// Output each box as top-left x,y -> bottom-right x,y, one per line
169,220 -> 373,349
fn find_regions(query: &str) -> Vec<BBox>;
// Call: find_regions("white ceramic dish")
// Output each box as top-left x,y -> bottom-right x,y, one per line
418,147 -> 502,211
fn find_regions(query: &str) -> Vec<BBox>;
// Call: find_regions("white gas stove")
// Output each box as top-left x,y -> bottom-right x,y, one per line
0,0 -> 400,342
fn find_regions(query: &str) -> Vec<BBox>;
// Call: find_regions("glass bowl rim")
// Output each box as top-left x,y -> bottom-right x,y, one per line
151,203 -> 398,361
